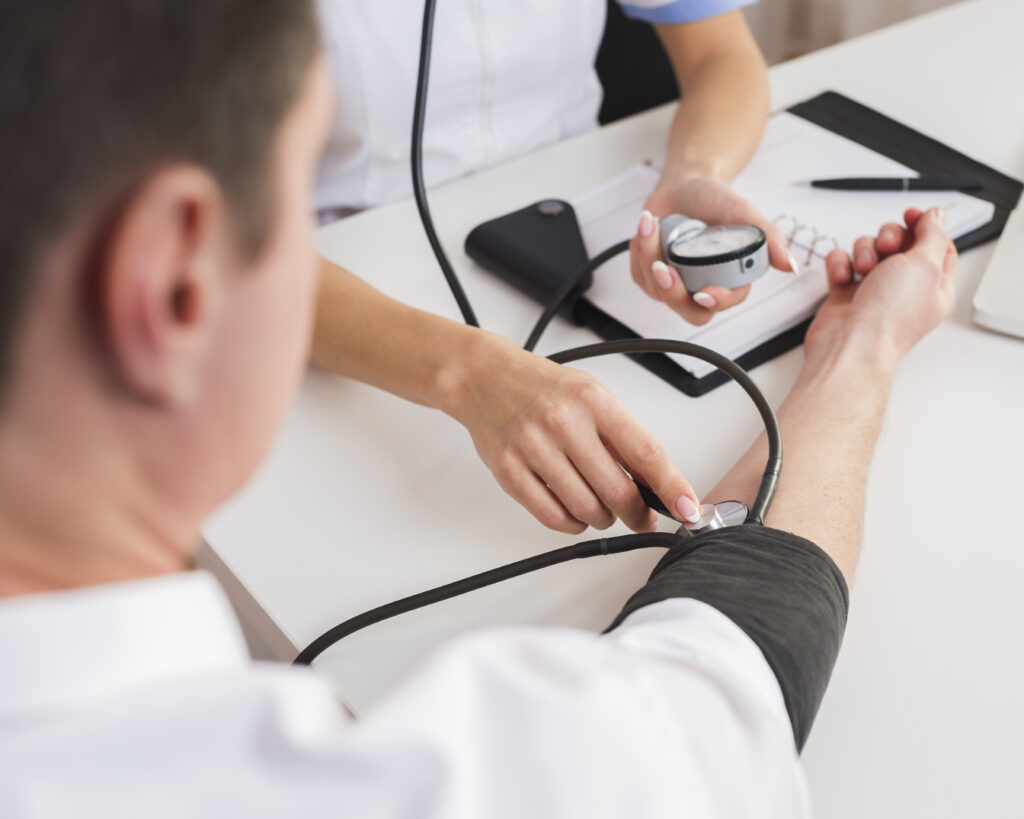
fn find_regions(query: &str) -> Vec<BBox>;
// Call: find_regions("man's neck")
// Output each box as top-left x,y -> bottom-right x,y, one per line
0,418 -> 194,598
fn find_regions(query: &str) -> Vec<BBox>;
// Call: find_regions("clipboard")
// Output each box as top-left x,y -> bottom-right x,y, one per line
583,91 -> 1022,396
468,91 -> 1023,396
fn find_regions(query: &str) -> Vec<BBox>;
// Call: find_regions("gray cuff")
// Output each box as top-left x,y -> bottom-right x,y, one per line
607,526 -> 849,751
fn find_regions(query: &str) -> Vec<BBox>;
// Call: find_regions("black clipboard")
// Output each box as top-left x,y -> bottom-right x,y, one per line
467,91 -> 1023,395
579,91 -> 1022,395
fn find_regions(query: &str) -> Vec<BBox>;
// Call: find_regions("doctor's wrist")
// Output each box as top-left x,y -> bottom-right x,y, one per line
654,157 -> 728,197
432,329 -> 522,426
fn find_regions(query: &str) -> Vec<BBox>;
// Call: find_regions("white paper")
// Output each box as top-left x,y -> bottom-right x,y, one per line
572,112 -> 995,378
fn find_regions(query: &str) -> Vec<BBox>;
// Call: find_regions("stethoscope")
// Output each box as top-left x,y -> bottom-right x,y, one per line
293,0 -> 779,666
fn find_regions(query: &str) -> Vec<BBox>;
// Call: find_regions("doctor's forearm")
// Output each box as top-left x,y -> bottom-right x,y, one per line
310,257 -> 488,412
655,15 -> 770,184
310,257 -> 700,534
309,257 -> 584,429
661,57 -> 768,182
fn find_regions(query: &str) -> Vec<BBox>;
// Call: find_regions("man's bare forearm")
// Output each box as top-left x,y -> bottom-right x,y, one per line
707,336 -> 897,585
708,207 -> 957,586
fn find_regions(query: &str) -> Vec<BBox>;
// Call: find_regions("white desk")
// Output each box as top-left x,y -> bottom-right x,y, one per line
203,1 -> 1024,816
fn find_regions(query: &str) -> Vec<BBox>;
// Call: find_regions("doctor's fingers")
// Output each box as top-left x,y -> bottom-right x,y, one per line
692,283 -> 752,314
561,430 -> 658,533
492,453 -> 589,535
530,448 -> 621,531
729,202 -> 794,274
650,270 -> 751,324
629,210 -> 669,299
506,423 -> 620,531
630,249 -> 721,325
765,223 -> 796,273
712,192 -> 795,274
600,412 -> 701,527
512,416 -> 664,532
629,214 -> 752,324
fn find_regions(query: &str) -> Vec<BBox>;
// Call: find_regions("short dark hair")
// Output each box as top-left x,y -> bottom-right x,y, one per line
0,0 -> 320,400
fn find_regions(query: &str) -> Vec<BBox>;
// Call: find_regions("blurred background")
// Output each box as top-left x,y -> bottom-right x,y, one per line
746,0 -> 960,63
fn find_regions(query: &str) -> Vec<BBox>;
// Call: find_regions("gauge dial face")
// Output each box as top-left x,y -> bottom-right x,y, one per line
669,224 -> 765,264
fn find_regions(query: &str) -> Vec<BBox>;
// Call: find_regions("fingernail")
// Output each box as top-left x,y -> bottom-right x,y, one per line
787,250 -> 801,275
638,209 -> 655,238
646,521 -> 660,533
692,291 -> 717,309
934,207 -> 947,227
652,260 -> 674,290
675,495 -> 701,524
880,228 -> 897,243
855,250 -> 872,269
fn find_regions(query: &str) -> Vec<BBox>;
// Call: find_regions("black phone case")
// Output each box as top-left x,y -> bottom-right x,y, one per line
464,199 -> 593,322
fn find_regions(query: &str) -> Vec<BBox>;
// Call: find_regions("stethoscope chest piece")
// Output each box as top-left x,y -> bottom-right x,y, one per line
678,500 -> 749,537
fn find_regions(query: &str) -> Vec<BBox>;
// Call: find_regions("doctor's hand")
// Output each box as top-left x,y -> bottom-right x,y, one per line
806,207 -> 957,372
440,334 -> 701,534
630,174 -> 795,325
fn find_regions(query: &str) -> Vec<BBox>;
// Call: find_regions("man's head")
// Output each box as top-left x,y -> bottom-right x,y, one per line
0,0 -> 331,590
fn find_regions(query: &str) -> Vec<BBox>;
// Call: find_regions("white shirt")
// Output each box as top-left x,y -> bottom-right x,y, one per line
315,0 -> 755,216
0,571 -> 810,817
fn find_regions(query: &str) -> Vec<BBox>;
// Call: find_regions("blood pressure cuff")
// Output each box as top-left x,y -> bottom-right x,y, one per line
606,526 -> 849,751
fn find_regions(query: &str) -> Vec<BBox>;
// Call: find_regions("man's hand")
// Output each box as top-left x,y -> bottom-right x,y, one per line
439,334 -> 701,535
630,175 -> 796,325
705,207 -> 957,584
808,207 -> 957,371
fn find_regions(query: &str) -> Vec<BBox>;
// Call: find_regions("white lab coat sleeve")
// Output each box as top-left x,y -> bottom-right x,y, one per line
330,597 -> 811,818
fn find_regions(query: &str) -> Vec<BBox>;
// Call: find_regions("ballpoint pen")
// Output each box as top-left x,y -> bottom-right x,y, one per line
810,176 -> 984,192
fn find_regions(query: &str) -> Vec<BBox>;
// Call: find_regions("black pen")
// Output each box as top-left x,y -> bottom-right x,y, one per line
811,176 -> 984,192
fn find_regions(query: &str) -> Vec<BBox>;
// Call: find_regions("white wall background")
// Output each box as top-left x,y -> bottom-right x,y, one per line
745,0 -> 962,63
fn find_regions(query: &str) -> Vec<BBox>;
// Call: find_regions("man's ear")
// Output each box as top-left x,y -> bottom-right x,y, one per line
97,165 -> 228,408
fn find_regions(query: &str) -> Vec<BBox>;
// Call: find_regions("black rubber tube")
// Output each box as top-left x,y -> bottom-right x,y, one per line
411,0 -> 479,326
293,532 -> 681,665
523,238 -> 631,352
548,339 -> 781,527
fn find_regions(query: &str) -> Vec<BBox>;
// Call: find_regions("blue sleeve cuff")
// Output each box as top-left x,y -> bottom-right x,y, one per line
618,0 -> 756,25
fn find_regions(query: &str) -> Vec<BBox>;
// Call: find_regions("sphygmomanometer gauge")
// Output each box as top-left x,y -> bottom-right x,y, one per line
660,216 -> 770,293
